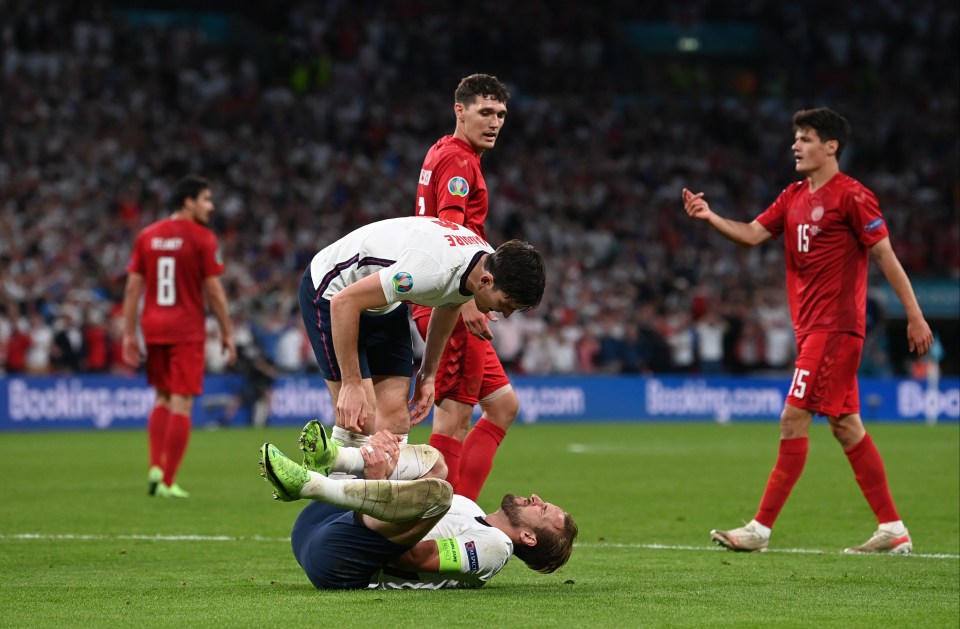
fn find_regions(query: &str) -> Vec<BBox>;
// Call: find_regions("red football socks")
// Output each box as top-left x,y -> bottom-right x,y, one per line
845,433 -> 900,524
457,418 -> 507,502
163,413 -> 192,487
429,432 -> 463,491
755,437 -> 809,528
147,405 -> 170,469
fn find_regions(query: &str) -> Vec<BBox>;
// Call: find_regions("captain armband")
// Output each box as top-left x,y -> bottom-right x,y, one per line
435,538 -> 461,572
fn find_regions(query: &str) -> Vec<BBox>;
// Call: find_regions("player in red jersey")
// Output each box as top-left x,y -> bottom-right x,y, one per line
682,107 -> 933,554
406,74 -> 515,501
122,175 -> 236,498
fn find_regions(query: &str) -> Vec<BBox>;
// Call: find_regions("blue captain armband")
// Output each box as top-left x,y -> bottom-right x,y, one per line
435,538 -> 461,572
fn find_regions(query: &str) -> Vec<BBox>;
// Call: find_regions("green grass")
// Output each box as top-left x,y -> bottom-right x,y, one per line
0,422 -> 957,628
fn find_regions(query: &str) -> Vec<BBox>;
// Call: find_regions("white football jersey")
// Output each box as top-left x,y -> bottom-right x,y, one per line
370,495 -> 514,589
308,217 -> 493,315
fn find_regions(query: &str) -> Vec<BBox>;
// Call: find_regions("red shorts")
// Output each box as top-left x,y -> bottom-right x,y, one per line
414,312 -> 510,406
786,331 -> 863,417
145,342 -> 206,396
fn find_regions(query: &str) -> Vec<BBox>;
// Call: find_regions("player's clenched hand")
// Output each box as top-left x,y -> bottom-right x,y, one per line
336,383 -> 368,433
368,430 -> 402,464
408,371 -> 436,425
221,334 -> 238,366
906,316 -> 934,357
360,441 -> 395,480
682,188 -> 712,220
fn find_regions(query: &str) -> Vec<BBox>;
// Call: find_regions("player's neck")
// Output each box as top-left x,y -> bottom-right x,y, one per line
170,209 -> 197,222
452,130 -> 484,156
463,254 -> 490,295
805,164 -> 840,193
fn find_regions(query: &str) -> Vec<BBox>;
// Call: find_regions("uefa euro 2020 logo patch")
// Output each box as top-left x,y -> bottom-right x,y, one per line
447,176 -> 469,197
392,272 -> 413,294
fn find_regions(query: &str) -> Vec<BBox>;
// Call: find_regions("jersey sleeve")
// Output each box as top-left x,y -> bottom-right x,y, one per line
200,230 -> 226,278
434,527 -> 512,584
844,184 -> 888,247
126,232 -> 146,275
755,188 -> 790,239
431,154 -> 477,214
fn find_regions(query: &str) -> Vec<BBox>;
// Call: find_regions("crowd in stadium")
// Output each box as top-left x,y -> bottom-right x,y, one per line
1,0 -> 957,377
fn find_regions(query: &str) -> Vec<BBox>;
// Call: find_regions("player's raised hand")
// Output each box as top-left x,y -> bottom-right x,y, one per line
682,188 -> 712,220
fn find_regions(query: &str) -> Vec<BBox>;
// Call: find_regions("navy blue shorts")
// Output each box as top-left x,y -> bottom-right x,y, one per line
291,501 -> 412,589
299,267 -> 413,381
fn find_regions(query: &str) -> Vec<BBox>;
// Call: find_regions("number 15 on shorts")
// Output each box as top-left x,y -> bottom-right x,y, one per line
790,368 -> 810,399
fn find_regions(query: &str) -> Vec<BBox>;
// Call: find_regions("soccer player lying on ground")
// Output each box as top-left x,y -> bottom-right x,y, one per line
258,421 -> 577,589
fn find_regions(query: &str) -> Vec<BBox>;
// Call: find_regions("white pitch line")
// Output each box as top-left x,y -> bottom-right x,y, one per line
576,542 -> 960,560
2,534 -> 957,560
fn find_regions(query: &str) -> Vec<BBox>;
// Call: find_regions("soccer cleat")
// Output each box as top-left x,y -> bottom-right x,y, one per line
259,443 -> 310,502
710,522 -> 769,552
299,419 -> 338,476
844,527 -> 912,554
148,466 -> 163,496
156,483 -> 190,498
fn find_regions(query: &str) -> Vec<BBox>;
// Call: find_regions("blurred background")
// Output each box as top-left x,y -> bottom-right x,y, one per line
1,0 -> 957,384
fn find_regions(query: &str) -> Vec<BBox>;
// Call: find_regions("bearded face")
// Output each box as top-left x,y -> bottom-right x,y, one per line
500,493 -> 525,526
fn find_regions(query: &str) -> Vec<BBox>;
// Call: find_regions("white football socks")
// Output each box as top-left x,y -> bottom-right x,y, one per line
300,472 -> 452,521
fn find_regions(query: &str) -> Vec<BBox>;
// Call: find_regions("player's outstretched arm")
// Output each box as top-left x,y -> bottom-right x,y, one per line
870,236 -> 934,356
681,188 -> 772,247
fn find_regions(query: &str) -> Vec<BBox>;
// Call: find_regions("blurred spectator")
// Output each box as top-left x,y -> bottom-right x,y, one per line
695,307 -> 728,375
0,1 -> 956,378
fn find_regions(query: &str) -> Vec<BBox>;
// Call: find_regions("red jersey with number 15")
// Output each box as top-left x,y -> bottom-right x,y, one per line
756,173 -> 888,338
415,135 -> 487,240
126,218 -> 225,344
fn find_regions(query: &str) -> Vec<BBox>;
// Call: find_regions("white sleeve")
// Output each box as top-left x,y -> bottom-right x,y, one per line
435,527 -> 513,583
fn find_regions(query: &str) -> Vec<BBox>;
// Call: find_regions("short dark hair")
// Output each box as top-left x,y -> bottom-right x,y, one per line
513,511 -> 579,574
170,175 -> 211,210
485,240 -> 545,311
792,108 -> 851,157
455,74 -> 510,107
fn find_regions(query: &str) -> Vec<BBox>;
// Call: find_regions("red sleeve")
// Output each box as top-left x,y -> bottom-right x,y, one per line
844,184 -> 888,247
126,231 -> 145,274
200,230 -> 225,278
755,187 -> 790,239
431,154 -> 477,214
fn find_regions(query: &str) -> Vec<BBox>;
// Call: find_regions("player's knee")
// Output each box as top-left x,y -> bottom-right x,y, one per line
420,479 -> 453,519
420,445 -> 448,480
481,388 -> 519,429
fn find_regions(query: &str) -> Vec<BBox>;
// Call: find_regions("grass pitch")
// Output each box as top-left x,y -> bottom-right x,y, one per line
0,421 -> 957,628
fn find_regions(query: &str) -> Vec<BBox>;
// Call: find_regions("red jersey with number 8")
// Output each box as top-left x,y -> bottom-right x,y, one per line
756,173 -> 888,338
127,218 -> 224,343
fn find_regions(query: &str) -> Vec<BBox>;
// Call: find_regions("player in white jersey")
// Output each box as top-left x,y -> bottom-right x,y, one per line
258,421 -> 577,590
298,216 -> 546,446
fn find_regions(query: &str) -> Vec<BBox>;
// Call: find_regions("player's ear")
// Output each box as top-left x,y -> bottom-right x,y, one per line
518,529 -> 537,548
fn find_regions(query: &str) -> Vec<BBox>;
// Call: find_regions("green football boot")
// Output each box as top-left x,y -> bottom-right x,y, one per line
298,419 -> 338,476
259,443 -> 310,501
156,483 -> 190,498
148,466 -> 163,496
